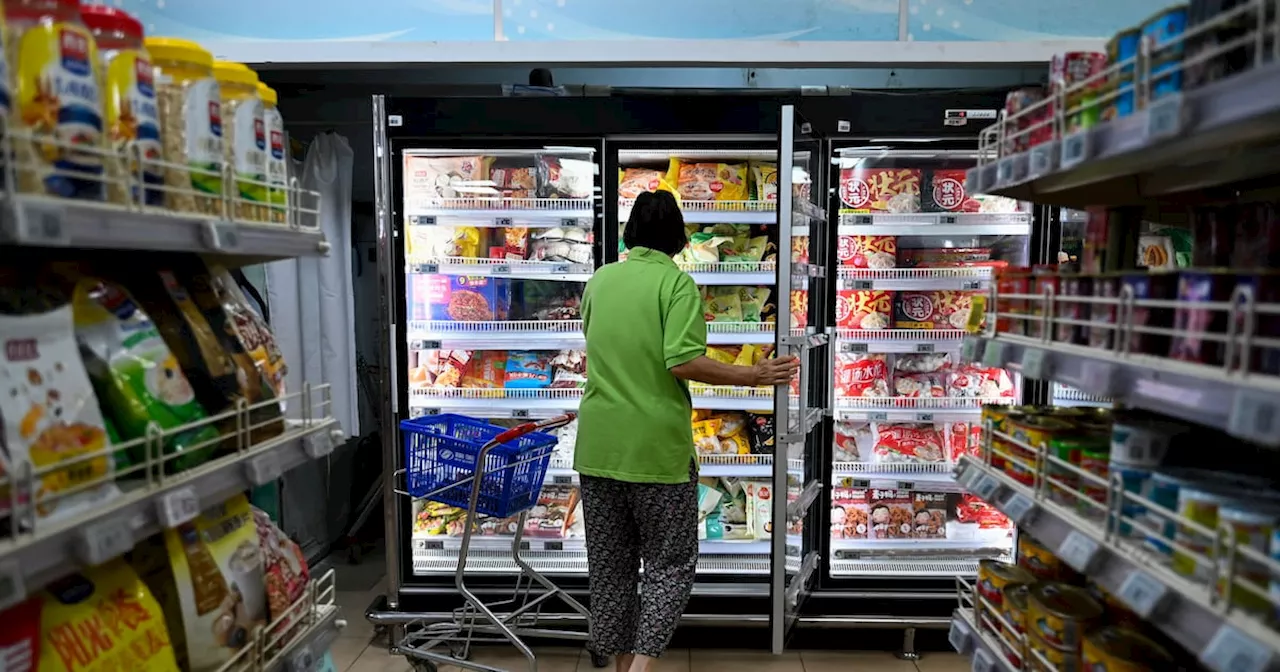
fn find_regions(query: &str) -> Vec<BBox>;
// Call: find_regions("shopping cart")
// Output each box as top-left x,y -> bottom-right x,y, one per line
392,413 -> 602,672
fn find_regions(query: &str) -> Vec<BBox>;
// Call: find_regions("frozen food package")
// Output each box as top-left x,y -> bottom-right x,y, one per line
895,352 -> 952,373
893,371 -> 946,398
791,235 -> 809,265
723,235 -> 768,263
504,351 -> 553,389
412,500 -> 466,536
550,350 -> 587,389
738,286 -> 765,322
72,277 -> 220,473
520,281 -> 583,320
130,494 -> 266,672
751,162 -> 779,201
462,351 -> 507,388
947,365 -> 1015,398
703,287 -> 743,322
837,235 -> 897,269
899,247 -> 992,268
834,354 -> 890,398
869,487 -> 914,539
529,227 -> 593,265
948,422 -> 982,462
894,291 -> 978,330
619,167 -> 676,199
911,491 -> 949,539
537,155 -> 594,199
835,289 -> 893,330
747,412 -> 775,454
501,227 -> 531,260
746,481 -> 773,540
831,486 -> 869,539
693,418 -> 727,456
426,276 -> 514,322
838,167 -> 921,213
525,485 -> 578,538
790,290 -> 808,329
833,421 -> 875,462
402,155 -> 488,206
489,165 -> 536,199
874,423 -> 945,463
923,169 -> 981,212
0,304 -> 117,522
668,159 -> 748,202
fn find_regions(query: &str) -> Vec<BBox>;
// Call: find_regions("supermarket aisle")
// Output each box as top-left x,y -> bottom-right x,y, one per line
330,565 -> 966,671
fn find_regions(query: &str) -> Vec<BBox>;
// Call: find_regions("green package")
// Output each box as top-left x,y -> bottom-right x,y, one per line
73,278 -> 220,473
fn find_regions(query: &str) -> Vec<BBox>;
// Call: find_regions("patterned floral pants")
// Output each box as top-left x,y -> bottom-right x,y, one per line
578,462 -> 699,658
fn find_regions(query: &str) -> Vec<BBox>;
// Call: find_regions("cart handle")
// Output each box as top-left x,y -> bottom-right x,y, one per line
492,413 -> 577,444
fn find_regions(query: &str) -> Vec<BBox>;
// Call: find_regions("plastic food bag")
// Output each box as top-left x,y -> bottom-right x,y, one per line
402,155 -> 487,204
619,168 -> 676,199
505,351 -> 553,389
896,352 -> 952,373
462,351 -> 506,388
537,155 -> 594,199
72,277 -> 220,473
668,159 -> 748,202
703,288 -> 743,323
693,418 -> 724,455
747,412 -> 774,455
834,354 -> 889,397
893,372 -> 946,398
873,423 -> 945,463
833,421 -> 874,462
751,162 -> 779,201
550,350 -> 587,389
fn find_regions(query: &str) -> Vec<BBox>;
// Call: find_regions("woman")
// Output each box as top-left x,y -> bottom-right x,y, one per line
574,190 -> 799,672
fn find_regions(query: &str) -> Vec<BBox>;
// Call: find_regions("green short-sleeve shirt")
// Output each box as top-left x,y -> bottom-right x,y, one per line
574,247 -> 707,483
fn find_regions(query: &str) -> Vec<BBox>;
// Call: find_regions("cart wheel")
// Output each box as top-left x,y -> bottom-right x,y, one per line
448,641 -> 471,661
590,652 -> 609,668
409,660 -> 438,672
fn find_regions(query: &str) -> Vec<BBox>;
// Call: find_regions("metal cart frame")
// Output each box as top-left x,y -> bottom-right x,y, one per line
391,415 -> 596,672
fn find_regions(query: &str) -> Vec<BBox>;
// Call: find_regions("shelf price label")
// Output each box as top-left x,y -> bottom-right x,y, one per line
1020,348 -> 1051,380
551,263 -> 571,274
511,409 -> 530,419
981,340 -> 1007,368
971,474 -> 1001,502
423,540 -> 444,550
843,342 -> 869,354
971,648 -> 995,672
552,475 -> 573,485
948,618 -> 972,654
1057,530 -> 1102,573
852,215 -> 874,226
305,430 -> 335,459
410,215 -> 437,226
1116,570 -> 1171,619
957,465 -> 984,491
157,486 -> 201,528
1145,93 -> 1185,142
916,413 -> 935,422
561,218 -> 581,228
1060,130 -> 1092,169
493,217 -> 513,227
0,559 -> 26,612
411,263 -> 440,274
80,516 -> 134,566
491,264 -> 512,275
1076,359 -> 1118,397
961,280 -> 983,291
848,280 -> 874,291
23,203 -> 69,245
1228,389 -> 1280,447
246,452 -> 283,486
544,541 -> 564,551
867,412 -> 889,422
996,158 -> 1015,186
915,343 -> 936,354
1028,141 -> 1059,178
939,215 -> 959,225
201,220 -> 240,252
1201,624 -> 1274,672
1001,492 -> 1037,525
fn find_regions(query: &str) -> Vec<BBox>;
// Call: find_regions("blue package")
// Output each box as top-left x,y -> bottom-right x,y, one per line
1142,5 -> 1188,100
426,275 -> 512,322
505,350 -> 553,389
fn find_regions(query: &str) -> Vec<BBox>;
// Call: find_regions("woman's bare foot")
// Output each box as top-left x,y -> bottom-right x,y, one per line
628,654 -> 656,672
615,653 -> 634,672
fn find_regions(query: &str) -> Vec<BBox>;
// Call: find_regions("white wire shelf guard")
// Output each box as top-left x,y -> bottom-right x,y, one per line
970,281 -> 1280,447
949,575 -> 1021,672
832,461 -> 957,476
707,321 -> 777,345
837,329 -> 967,354
0,125 -> 327,261
0,383 -> 341,611
406,257 -> 594,281
955,423 -> 1280,672
412,546 -> 773,577
837,266 -> 991,291
408,319 -> 586,350
966,0 -> 1280,206
214,568 -> 343,672
829,557 -> 983,578
618,198 -> 777,225
837,211 -> 1032,233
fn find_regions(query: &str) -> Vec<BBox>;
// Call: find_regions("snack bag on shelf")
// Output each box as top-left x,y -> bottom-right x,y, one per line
894,291 -> 978,330
791,236 -> 809,265
402,155 -> 487,205
427,276 -> 513,322
536,155 -> 594,199
4,559 -> 183,672
838,167 -> 921,213
499,227 -> 531,260
529,228 -> 592,264
253,506 -> 310,655
209,267 -> 288,400
703,287 -> 743,322
838,235 -> 897,270
705,345 -> 740,365
789,290 -> 808,329
461,351 -> 506,388
525,485 -> 578,538
869,487 -> 913,539
750,162 -> 778,201
704,478 -> 753,541
0,304 -> 117,521
550,418 -> 578,465
947,422 -> 983,462
732,344 -> 761,368
922,169 -> 981,213
947,365 -> 1015,398
834,354 -> 890,398
873,423 -> 945,463
893,371 -> 946,398
746,412 -> 774,455
723,236 -> 769,264
550,350 -> 587,389
833,421 -> 874,462
619,167 -> 676,199
696,482 -> 724,540
714,412 -> 751,455
408,226 -> 483,260
505,351 -> 553,389
72,277 -> 220,474
911,491 -> 949,539
836,290 -> 893,330
746,481 -> 773,540
489,165 -> 536,199
831,486 -> 870,539
131,494 -> 266,672
667,159 -> 748,202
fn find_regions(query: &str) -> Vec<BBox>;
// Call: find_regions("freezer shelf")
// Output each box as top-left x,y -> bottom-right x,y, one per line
408,319 -> 780,348
834,396 -> 1010,422
828,557 -> 983,578
955,444 -> 1280,672
403,197 -> 594,226
837,329 -> 967,354
837,267 -> 990,291
618,199 -> 777,225
407,387 -> 783,414
407,259 -> 593,282
410,545 -> 774,576
837,212 -> 1032,236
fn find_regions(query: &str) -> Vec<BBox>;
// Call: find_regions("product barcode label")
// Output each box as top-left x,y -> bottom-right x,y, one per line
961,280 -> 983,290
843,342 -> 869,354
511,409 -> 530,419
867,412 -> 889,421
413,215 -> 437,226
246,453 -> 283,486
971,474 -> 1001,501
837,120 -> 852,133
915,343 -> 935,353
916,413 -> 935,422
0,559 -> 26,612
948,618 -> 971,654
491,264 -> 512,275
1057,530 -> 1101,573
424,540 -> 444,550
1001,492 -> 1037,525
981,340 -> 1006,368
1060,131 -> 1092,168
1145,94 -> 1184,142
939,215 -> 959,225
1228,389 -> 1279,446
1020,348 -> 1051,380
544,541 -> 564,551
25,205 -> 67,244
1116,570 -> 1170,618
80,517 -> 134,566
849,280 -> 874,290
552,475 -> 573,485
494,217 -> 513,227
551,263 -> 571,274
412,263 -> 440,274
1201,624 -> 1273,672
158,486 -> 202,528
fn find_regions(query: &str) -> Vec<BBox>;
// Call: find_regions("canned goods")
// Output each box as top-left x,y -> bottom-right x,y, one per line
1120,271 -> 1178,355
1081,627 -> 1174,672
1086,580 -> 1142,629
1110,417 -> 1182,466
1049,433 -> 1108,508
1089,273 -> 1120,350
1112,462 -> 1155,538
1218,503 -> 1280,616
1028,630 -> 1081,672
1172,486 -> 1238,580
1003,582 -> 1032,635
1106,28 -> 1140,119
1056,274 -> 1093,344
1079,441 -> 1112,514
979,560 -> 1037,613
1170,269 -> 1234,365
1019,534 -> 1064,581
1052,51 -> 1108,133
1007,416 -> 1075,486
1141,5 -> 1189,102
1028,582 -> 1104,650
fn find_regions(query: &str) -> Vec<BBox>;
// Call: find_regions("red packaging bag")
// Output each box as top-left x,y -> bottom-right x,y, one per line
836,290 -> 893,330
869,487 -> 914,539
893,372 -> 946,398
838,235 -> 898,269
874,423 -> 945,463
947,365 -> 1015,398
894,290 -> 978,330
838,167 -> 921,213
948,422 -> 983,461
923,169 -> 981,213
834,354 -> 890,398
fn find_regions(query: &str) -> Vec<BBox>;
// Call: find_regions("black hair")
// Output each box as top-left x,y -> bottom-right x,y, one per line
623,190 -> 686,256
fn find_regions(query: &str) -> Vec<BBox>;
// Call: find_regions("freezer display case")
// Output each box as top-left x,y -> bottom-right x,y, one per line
824,143 -> 1031,579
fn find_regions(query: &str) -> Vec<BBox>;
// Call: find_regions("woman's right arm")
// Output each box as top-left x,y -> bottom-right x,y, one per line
671,355 -> 799,387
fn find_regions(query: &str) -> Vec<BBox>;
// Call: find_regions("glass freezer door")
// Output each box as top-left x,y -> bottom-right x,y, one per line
771,105 -> 828,653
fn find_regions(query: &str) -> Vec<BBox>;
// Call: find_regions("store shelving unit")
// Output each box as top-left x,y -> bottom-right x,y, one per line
948,576 -> 1021,672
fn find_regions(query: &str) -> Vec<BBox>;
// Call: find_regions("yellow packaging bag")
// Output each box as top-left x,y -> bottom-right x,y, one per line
667,159 -> 748,202
35,559 -> 181,672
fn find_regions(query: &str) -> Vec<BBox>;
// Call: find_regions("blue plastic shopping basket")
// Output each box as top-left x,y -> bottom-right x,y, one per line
400,414 -> 560,518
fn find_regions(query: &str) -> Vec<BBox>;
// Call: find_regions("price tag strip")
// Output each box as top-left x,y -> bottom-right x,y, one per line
981,340 -> 1007,368
1200,624 -> 1274,672
1000,491 -> 1037,526
246,452 -> 284,486
970,474 -> 1002,502
1057,530 -> 1102,573
157,486 -> 202,528
79,516 -> 134,566
1060,130 -> 1093,169
1116,569 -> 1171,619
948,617 -> 972,654
1228,389 -> 1280,447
